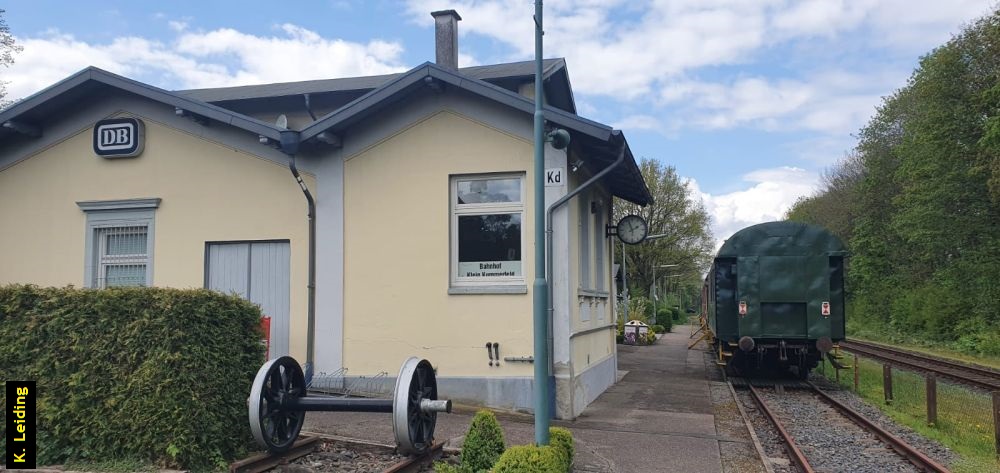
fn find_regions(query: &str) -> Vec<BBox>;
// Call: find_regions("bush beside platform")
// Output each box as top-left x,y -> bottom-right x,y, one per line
0,285 -> 265,471
436,410 -> 574,472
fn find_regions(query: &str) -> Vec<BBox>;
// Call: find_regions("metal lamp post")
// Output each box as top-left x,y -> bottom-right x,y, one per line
531,0 -> 550,446
651,264 -> 679,324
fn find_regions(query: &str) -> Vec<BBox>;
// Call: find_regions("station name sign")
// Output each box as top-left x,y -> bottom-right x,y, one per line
93,118 -> 145,158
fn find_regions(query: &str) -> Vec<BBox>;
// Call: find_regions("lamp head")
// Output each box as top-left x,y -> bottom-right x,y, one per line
546,128 -> 571,150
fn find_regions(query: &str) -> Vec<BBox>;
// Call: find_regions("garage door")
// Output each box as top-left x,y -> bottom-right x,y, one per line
206,241 -> 290,358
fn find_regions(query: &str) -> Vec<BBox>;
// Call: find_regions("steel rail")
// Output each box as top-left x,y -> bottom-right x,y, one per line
229,435 -> 444,473
383,441 -> 445,473
745,384 -> 816,473
840,340 -> 1000,391
807,382 -> 951,473
229,436 -> 319,473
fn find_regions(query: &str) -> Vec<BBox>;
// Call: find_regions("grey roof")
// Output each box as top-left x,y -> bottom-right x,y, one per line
0,67 -> 285,141
0,59 -> 650,205
176,58 -> 567,103
298,62 -> 651,205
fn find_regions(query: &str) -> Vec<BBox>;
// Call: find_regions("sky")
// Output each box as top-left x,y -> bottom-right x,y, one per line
3,0 -> 997,246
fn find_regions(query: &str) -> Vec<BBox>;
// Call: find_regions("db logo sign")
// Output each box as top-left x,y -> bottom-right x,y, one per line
738,300 -> 747,316
93,118 -> 144,158
821,301 -> 831,317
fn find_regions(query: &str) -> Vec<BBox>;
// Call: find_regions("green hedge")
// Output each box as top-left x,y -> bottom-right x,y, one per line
460,410 -> 506,472
492,445 -> 563,473
0,285 -> 265,471
548,427 -> 574,471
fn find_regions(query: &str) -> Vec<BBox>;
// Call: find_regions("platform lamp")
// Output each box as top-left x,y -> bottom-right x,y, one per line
651,264 -> 680,324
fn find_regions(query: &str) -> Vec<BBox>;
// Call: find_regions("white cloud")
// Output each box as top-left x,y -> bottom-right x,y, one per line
613,114 -> 662,131
403,0 -> 992,139
688,166 -> 820,249
5,25 -> 408,101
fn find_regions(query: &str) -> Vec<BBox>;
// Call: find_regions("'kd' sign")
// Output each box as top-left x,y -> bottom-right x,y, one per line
93,118 -> 145,158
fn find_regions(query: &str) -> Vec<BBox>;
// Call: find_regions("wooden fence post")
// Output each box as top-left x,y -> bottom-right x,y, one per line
883,364 -> 893,404
993,391 -> 1000,457
853,354 -> 859,393
926,374 -> 937,426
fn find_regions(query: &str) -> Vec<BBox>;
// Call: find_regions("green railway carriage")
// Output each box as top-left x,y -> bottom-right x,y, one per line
703,221 -> 847,377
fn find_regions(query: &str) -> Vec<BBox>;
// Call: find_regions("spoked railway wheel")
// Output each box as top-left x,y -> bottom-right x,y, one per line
249,356 -> 307,453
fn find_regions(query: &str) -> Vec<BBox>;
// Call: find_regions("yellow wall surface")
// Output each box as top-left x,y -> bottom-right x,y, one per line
0,114 -> 314,360
343,110 -> 535,377
565,160 -> 616,379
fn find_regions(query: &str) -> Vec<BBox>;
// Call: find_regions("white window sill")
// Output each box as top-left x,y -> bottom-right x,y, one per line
449,285 -> 528,295
577,288 -> 610,299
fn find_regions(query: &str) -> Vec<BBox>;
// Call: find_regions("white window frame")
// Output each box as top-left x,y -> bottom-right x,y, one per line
78,198 -> 159,289
449,173 -> 527,294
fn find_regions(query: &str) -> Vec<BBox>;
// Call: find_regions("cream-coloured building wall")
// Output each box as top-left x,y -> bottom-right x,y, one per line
343,110 -> 536,377
0,115 -> 314,360
560,157 -> 616,381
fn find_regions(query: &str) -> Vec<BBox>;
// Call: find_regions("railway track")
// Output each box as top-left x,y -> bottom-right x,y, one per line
840,339 -> 1000,391
228,435 -> 444,473
739,382 -> 951,473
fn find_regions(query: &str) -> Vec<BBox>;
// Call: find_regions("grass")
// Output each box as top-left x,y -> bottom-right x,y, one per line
63,458 -> 158,472
850,334 -> 1000,370
819,356 -> 999,473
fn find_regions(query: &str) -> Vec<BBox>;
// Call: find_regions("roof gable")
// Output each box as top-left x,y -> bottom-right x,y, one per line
175,58 -> 576,115
0,67 -> 285,143
1,62 -> 651,205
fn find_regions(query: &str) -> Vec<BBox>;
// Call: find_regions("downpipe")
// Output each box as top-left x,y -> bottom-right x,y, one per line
544,142 -> 626,408
280,130 -> 317,384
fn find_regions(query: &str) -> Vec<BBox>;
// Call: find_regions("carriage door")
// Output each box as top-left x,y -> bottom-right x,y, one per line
206,241 -> 290,358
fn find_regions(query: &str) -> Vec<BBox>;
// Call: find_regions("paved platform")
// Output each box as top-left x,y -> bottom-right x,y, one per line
302,325 -> 731,472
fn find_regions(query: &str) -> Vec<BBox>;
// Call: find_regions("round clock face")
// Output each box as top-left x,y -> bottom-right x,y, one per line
616,215 -> 648,245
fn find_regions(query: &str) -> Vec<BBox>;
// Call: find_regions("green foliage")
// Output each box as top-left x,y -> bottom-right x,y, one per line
616,296 -> 651,325
491,445 -> 564,473
433,460 -> 462,473
645,329 -> 658,344
613,159 -> 713,307
0,285 -> 265,471
786,7 -> 1000,354
460,410 -> 506,472
0,9 -> 22,107
651,324 -> 666,334
548,427 -> 574,472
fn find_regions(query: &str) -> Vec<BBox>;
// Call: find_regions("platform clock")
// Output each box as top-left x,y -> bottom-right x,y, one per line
614,214 -> 648,245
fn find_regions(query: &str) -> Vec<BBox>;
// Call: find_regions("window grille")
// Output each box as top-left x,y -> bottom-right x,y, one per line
95,225 -> 149,288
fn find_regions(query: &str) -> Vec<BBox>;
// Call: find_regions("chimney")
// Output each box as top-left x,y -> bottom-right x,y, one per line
431,10 -> 462,70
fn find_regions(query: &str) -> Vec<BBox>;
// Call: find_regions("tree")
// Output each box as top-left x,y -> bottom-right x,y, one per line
614,158 -> 714,306
1,9 -> 22,107
786,7 -> 1000,354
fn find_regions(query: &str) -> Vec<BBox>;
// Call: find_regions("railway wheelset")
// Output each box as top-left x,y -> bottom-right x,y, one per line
248,356 -> 452,455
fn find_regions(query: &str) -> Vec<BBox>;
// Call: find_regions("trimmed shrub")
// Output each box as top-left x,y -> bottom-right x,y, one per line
492,445 -> 563,473
548,427 -> 574,471
0,285 -> 265,471
433,460 -> 462,473
651,324 -> 665,334
460,410 -> 506,472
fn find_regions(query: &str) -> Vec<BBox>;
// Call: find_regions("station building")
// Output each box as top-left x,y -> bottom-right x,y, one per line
0,11 -> 651,419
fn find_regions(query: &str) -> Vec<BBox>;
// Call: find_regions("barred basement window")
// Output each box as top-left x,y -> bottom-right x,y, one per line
96,226 -> 149,287
77,198 -> 160,289
451,174 -> 525,288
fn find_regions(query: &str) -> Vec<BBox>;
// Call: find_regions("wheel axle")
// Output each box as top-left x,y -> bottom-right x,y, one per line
248,356 -> 451,455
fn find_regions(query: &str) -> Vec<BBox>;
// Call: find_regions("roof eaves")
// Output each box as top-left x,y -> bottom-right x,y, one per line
1,67 -> 284,140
